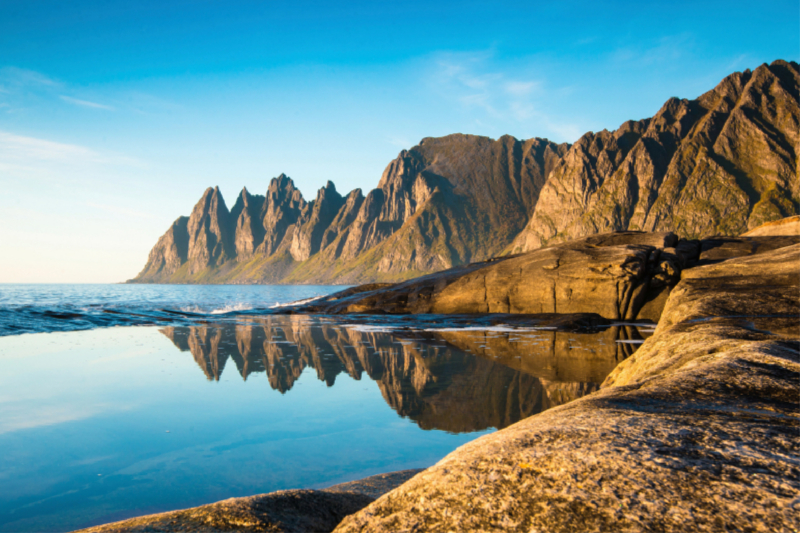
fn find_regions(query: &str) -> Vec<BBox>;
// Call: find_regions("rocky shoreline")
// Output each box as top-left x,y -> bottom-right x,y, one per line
77,220 -> 799,532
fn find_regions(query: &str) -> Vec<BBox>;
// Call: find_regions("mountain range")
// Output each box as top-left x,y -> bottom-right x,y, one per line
130,60 -> 799,285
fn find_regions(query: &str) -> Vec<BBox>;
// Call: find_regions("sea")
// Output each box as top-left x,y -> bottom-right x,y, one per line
0,284 -> 651,532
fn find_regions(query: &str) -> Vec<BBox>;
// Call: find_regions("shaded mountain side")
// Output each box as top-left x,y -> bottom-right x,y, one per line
510,59 -> 800,252
131,60 -> 797,284
131,135 -> 567,284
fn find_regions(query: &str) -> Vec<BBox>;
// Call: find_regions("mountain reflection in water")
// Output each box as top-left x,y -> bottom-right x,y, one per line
160,317 -> 649,433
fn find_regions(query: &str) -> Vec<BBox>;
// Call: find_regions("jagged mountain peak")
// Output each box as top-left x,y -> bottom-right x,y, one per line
131,61 -> 798,285
509,60 -> 799,253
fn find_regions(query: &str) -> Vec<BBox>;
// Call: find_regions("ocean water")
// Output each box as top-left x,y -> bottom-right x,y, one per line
0,285 -> 650,532
0,284 -> 339,336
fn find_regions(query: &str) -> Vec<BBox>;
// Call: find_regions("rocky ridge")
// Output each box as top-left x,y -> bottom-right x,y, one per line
290,231 -> 799,323
510,59 -> 799,251
132,135 -> 567,284
131,60 -> 798,285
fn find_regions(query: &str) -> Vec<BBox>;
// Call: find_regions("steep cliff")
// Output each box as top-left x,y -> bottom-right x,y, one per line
131,60 -> 798,284
132,135 -> 567,284
510,59 -> 799,252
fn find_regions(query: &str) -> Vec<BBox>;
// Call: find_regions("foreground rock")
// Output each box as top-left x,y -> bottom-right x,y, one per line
75,471 -> 422,533
333,244 -> 800,532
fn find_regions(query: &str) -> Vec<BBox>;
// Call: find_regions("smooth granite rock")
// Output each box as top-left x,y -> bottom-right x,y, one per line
73,471 -> 425,533
333,244 -> 800,533
291,232 -> 799,325
294,231 -> 682,320
325,471 -> 424,500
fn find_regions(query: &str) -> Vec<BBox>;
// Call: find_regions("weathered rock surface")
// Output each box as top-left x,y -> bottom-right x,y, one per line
325,470 -> 424,500
131,62 -> 797,285
293,232 -> 798,324
133,216 -> 189,280
294,232 -> 682,321
74,471 -> 427,533
742,214 -> 800,236
131,135 -> 568,285
333,243 -> 800,533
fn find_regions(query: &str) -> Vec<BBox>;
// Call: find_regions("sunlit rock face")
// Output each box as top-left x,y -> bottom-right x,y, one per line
131,61 -> 797,286
296,230 -> 799,324
159,316 -> 648,433
510,60 -> 799,252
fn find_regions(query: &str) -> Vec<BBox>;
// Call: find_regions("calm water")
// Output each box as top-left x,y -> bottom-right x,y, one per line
0,285 -> 651,532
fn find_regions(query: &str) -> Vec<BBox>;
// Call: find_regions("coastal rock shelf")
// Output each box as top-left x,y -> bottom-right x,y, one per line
290,232 -> 799,323
333,242 -> 800,533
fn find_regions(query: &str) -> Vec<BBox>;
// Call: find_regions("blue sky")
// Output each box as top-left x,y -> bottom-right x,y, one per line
0,0 -> 797,282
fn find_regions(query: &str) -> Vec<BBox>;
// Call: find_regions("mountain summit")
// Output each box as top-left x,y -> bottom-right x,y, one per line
131,60 -> 798,285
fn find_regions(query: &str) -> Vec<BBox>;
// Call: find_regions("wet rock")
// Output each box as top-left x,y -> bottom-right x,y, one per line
325,470 -> 424,500
333,244 -> 800,533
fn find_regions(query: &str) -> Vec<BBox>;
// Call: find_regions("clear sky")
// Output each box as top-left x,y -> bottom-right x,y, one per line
1,0 -> 797,283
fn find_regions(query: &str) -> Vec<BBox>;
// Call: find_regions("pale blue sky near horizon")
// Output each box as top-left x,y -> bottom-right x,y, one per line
0,0 -> 797,283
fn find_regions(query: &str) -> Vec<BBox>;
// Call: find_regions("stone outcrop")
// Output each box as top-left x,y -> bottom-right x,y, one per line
510,60 -> 799,252
133,216 -> 189,280
185,187 -> 234,275
742,214 -> 800,236
293,231 -> 799,323
74,471 -> 428,533
332,241 -> 800,533
130,61 -> 797,285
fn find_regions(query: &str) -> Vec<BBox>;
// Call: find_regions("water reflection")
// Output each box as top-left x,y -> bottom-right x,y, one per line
160,317 -> 649,433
